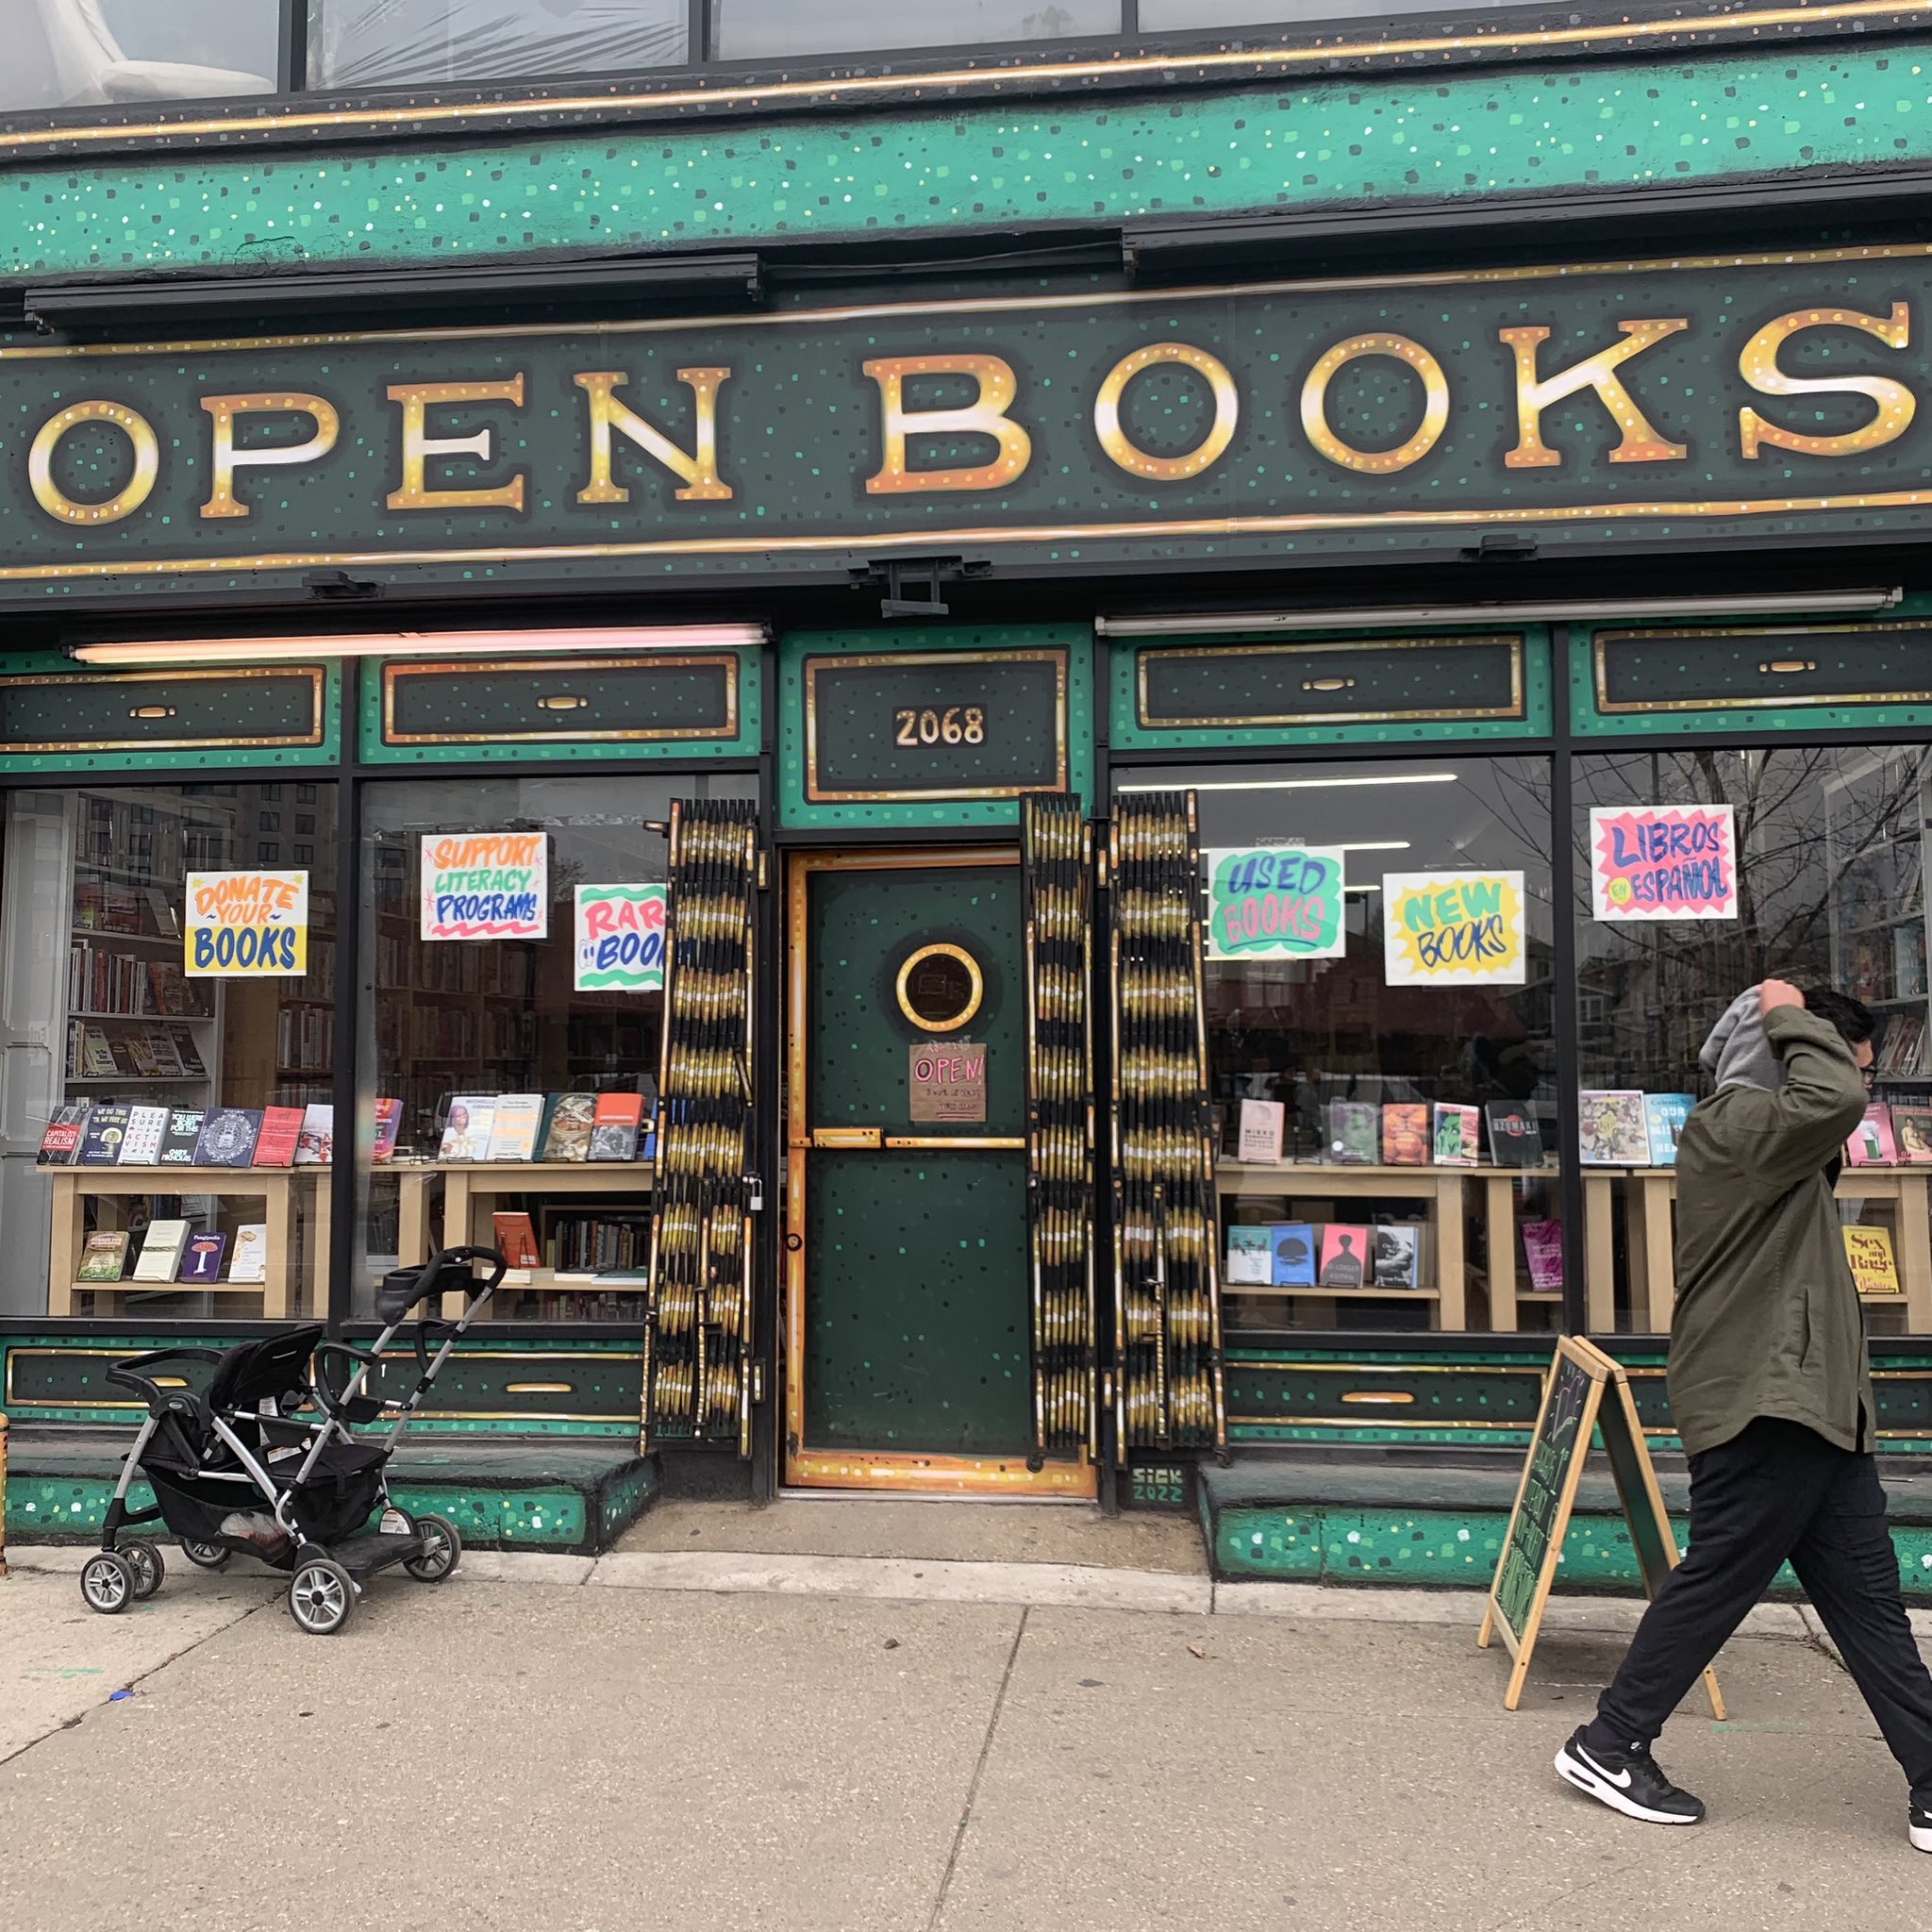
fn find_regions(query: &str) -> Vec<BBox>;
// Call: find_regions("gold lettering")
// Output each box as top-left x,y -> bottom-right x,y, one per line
1093,342 -> 1240,481
28,400 -> 159,526
385,377 -> 526,512
574,368 -> 733,504
1738,303 -> 1915,458
862,354 -> 1031,494
200,391 -> 339,521
1300,334 -> 1450,475
1499,320 -> 1688,469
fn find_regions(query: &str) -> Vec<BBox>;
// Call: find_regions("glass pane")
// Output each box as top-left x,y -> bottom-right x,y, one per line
308,0 -> 688,88
712,0 -> 1117,59
1574,745 -> 1930,1336
1141,0 -> 1471,22
0,783 -> 340,1321
8,1 -> 278,114
353,773 -> 757,1324
1113,756 -> 1558,1337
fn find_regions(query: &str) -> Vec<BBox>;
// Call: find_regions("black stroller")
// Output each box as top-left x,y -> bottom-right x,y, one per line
82,1245 -> 507,1635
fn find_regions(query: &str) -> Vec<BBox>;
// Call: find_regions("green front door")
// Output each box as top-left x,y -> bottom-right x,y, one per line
784,848 -> 1093,1494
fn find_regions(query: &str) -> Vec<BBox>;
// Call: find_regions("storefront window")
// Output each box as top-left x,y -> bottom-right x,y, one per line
1113,756 -> 1558,1335
7,2 -> 278,114
353,773 -> 756,1323
1574,745 -> 1932,1336
710,0 -> 1117,58
0,783 -> 340,1320
307,0 -> 687,88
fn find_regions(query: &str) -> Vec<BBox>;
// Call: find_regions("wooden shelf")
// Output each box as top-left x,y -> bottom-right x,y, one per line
1224,1283 -> 1440,1299
1218,1159 -> 1556,1182
71,928 -> 182,948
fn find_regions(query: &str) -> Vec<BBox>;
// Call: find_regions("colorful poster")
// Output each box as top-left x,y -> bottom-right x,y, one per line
184,870 -> 308,976
1590,805 -> 1737,921
1382,871 -> 1525,986
575,884 -> 668,991
421,832 -> 548,941
1205,846 -> 1347,960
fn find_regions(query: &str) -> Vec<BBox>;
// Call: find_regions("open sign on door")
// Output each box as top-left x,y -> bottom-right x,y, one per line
909,1041 -> 987,1124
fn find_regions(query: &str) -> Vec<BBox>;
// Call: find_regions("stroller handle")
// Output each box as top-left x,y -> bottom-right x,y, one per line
373,1244 -> 508,1325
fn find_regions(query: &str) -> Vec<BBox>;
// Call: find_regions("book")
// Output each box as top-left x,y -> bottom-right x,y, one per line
372,1097 -> 402,1164
293,1103 -> 334,1166
1237,1099 -> 1284,1165
37,1102 -> 90,1165
1431,1103 -> 1480,1167
1642,1093 -> 1695,1169
252,1106 -> 305,1167
492,1210 -> 542,1271
143,1029 -> 186,1077
1846,1103 -> 1899,1167
541,1092 -> 596,1162
1225,1224 -> 1273,1286
1577,1090 -> 1652,1165
1484,1102 -> 1544,1170
130,1218 -> 191,1283
158,1108 -> 207,1166
143,886 -> 181,938
76,1230 -> 129,1282
1326,1100 -> 1379,1166
1894,1104 -> 1932,1165
1843,1224 -> 1902,1295
124,1034 -> 161,1078
177,1231 -> 228,1284
1381,1103 -> 1429,1166
168,1024 -> 206,1075
1373,1223 -> 1423,1289
1523,1220 -> 1565,1291
117,1104 -> 168,1166
439,1096 -> 495,1162
486,1093 -> 545,1162
77,1102 -> 131,1166
194,1108 -> 263,1168
79,1025 -> 119,1078
589,1092 -> 645,1161
1317,1224 -> 1372,1288
1270,1222 -> 1317,1288
228,1223 -> 269,1284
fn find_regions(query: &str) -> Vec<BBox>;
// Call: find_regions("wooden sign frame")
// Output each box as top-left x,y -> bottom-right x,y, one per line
1479,1336 -> 1724,1719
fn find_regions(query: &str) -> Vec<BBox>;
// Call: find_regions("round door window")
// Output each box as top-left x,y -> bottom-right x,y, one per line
895,942 -> 983,1033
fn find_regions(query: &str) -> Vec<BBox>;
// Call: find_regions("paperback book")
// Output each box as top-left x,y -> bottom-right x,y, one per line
37,1102 -> 90,1165
1577,1091 -> 1652,1166
1523,1220 -> 1565,1291
228,1223 -> 269,1284
439,1096 -> 495,1161
1326,1101 -> 1379,1166
1431,1103 -> 1480,1167
1843,1224 -> 1902,1295
79,1026 -> 120,1079
77,1230 -> 129,1282
1373,1223 -> 1422,1289
1317,1224 -> 1372,1289
1225,1224 -> 1273,1286
1483,1102 -> 1543,1170
371,1097 -> 402,1163
1381,1103 -> 1429,1166
1895,1104 -> 1932,1165
117,1103 -> 168,1166
77,1102 -> 131,1166
486,1094 -> 545,1162
491,1211 -> 542,1271
131,1219 -> 191,1283
194,1108 -> 263,1168
1269,1223 -> 1317,1288
1643,1093 -> 1695,1168
158,1108 -> 207,1165
178,1231 -> 228,1284
252,1106 -> 305,1168
293,1104 -> 334,1166
540,1093 -> 596,1161
589,1092 -> 645,1161
1237,1099 -> 1284,1165
1847,1103 -> 1899,1166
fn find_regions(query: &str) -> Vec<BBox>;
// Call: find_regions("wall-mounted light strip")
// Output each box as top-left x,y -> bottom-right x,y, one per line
68,624 -> 768,669
1118,774 -> 1458,794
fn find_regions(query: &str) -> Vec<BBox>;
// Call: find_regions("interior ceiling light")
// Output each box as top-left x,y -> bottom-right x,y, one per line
66,625 -> 769,668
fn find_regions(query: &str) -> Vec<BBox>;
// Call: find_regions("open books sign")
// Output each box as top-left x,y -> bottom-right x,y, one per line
422,832 -> 547,941
1591,805 -> 1737,921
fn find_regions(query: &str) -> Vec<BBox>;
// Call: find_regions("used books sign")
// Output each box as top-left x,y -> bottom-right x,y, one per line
1205,846 -> 1347,961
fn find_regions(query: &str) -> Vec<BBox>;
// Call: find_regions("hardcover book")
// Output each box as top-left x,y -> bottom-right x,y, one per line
117,1103 -> 168,1166
1269,1222 -> 1317,1289
1894,1104 -> 1932,1165
1431,1103 -> 1480,1167
1317,1224 -> 1372,1289
227,1223 -> 269,1284
1846,1103 -> 1899,1167
1373,1223 -> 1423,1289
37,1102 -> 90,1165
252,1106 -> 305,1168
1237,1099 -> 1284,1165
438,1096 -> 495,1162
540,1092 -> 596,1162
589,1092 -> 645,1162
293,1104 -> 334,1166
130,1218 -> 191,1283
76,1230 -> 129,1282
177,1231 -> 228,1284
1225,1224 -> 1273,1286
77,1102 -> 131,1166
485,1093 -> 545,1162
371,1097 -> 402,1164
1843,1224 -> 1902,1295
193,1108 -> 263,1168
492,1210 -> 542,1271
1643,1093 -> 1695,1168
1326,1100 -> 1379,1166
1577,1090 -> 1652,1166
1484,1102 -> 1544,1170
1381,1103 -> 1429,1166
158,1108 -> 207,1166
1523,1220 -> 1565,1292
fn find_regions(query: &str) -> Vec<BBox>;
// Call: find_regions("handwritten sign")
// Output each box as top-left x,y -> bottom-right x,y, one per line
1383,871 -> 1525,986
421,832 -> 547,941
575,884 -> 667,991
1205,846 -> 1347,960
909,1041 -> 988,1124
184,870 -> 308,976
1591,805 -> 1737,921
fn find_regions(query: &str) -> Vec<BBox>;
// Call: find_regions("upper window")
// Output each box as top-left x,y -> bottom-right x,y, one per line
307,0 -> 687,89
7,1 -> 279,113
710,0 -> 1116,58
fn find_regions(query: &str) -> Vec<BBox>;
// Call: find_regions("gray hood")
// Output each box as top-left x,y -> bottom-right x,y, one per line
1699,988 -> 1783,1092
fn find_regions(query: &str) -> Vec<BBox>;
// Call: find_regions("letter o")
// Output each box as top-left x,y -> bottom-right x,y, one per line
28,400 -> 160,525
1093,342 -> 1240,482
1300,334 -> 1450,475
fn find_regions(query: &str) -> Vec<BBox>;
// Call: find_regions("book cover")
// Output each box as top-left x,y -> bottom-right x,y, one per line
177,1231 -> 227,1284
293,1103 -> 334,1166
144,1029 -> 186,1077
1317,1224 -> 1372,1288
1326,1100 -> 1379,1166
1643,1093 -> 1695,1168
130,1218 -> 191,1283
1847,1103 -> 1899,1166
1431,1103 -> 1480,1167
194,1108 -> 263,1168
589,1092 -> 644,1161
143,885 -> 181,938
1373,1223 -> 1423,1289
492,1210 -> 542,1271
227,1223 -> 269,1284
1224,1224 -> 1273,1286
37,1102 -> 90,1165
1577,1090 -> 1652,1165
541,1092 -> 596,1162
485,1093 -> 545,1162
1270,1222 -> 1317,1288
1237,1099 -> 1284,1165
80,1026 -> 119,1078
77,1102 -> 131,1166
76,1230 -> 129,1282
438,1096 -> 495,1162
252,1106 -> 305,1167
372,1097 -> 402,1164
158,1108 -> 207,1166
1894,1104 -> 1932,1165
169,1024 -> 207,1075
117,1103 -> 168,1166
1844,1224 -> 1902,1295
1523,1220 -> 1565,1291
1484,1102 -> 1544,1170
124,1034 -> 160,1079
1381,1103 -> 1429,1166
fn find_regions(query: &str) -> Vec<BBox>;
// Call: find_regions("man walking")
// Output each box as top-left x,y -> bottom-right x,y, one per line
1556,979 -> 1932,1848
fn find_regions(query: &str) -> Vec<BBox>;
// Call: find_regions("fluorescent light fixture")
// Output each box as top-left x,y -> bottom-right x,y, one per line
1096,588 -> 1902,639
66,624 -> 768,668
1119,774 -> 1458,794
1336,841 -> 1411,853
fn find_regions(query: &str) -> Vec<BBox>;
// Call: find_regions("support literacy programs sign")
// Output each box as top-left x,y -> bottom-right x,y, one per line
575,883 -> 667,991
1591,805 -> 1737,921
422,832 -> 548,941
185,869 -> 308,976
1206,846 -> 1347,960
1383,871 -> 1525,986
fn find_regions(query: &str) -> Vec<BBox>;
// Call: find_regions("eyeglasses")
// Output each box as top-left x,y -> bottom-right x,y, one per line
1862,1068 -> 1878,1089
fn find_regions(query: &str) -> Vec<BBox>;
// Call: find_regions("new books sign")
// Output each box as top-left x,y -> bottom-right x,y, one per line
5,245 -> 1932,602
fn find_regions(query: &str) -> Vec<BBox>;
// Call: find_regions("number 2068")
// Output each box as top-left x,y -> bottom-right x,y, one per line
893,706 -> 986,748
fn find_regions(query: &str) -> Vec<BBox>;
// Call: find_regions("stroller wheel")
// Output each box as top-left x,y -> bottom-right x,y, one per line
288,1557 -> 356,1636
403,1512 -> 462,1583
79,1551 -> 135,1616
123,1539 -> 166,1600
178,1539 -> 231,1572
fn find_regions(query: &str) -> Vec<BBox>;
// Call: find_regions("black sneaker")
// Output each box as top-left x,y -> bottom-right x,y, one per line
1910,1803 -> 1932,1853
1555,1726 -> 1706,1825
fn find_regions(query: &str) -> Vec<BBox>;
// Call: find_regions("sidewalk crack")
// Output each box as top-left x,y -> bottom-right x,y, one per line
926,1605 -> 1028,1932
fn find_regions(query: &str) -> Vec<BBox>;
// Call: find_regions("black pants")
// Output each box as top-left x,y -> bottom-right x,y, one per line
1592,1415 -> 1932,1794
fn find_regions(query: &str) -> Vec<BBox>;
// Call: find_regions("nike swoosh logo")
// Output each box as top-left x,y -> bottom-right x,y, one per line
1576,1745 -> 1633,1790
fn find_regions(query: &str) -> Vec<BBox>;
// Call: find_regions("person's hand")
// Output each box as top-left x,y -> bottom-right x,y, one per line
1759,978 -> 1806,1014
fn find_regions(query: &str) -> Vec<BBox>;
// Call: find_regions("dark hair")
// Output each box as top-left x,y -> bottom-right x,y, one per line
1799,986 -> 1877,1048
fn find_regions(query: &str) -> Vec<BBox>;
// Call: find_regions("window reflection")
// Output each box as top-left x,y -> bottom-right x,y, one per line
308,0 -> 688,88
10,0 -> 277,112
711,0 -> 1117,60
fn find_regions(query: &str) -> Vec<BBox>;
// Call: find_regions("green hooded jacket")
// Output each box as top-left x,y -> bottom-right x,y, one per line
1668,1004 -> 1873,1457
